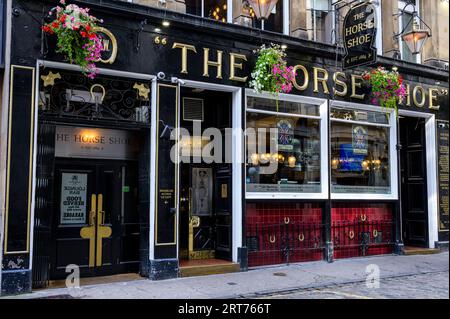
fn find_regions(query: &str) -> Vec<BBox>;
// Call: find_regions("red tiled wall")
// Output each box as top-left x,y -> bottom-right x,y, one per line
246,202 -> 323,267
331,203 -> 393,259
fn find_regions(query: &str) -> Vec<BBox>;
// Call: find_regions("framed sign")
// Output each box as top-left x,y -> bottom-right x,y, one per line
60,173 -> 88,224
352,125 -> 368,155
343,1 -> 377,69
437,120 -> 449,232
277,119 -> 294,151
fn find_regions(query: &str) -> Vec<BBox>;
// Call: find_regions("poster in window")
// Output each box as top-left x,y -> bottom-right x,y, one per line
277,119 -> 293,151
192,168 -> 212,216
60,173 -> 87,224
352,125 -> 368,155
339,144 -> 364,172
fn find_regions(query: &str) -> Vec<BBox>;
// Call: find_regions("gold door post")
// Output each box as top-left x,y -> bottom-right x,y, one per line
80,194 -> 97,267
96,194 -> 112,267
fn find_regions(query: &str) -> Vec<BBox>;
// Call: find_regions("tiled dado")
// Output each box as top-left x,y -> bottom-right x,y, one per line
331,203 -> 394,259
246,202 -> 323,267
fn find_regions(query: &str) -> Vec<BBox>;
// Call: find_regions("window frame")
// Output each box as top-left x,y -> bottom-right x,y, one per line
330,100 -> 398,200
245,89 -> 329,200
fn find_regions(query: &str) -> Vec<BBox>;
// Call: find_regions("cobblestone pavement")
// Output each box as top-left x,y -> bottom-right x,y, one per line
256,271 -> 449,299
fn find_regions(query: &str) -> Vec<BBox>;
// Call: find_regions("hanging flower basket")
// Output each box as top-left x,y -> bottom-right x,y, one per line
249,43 -> 296,102
362,66 -> 406,117
42,0 -> 104,79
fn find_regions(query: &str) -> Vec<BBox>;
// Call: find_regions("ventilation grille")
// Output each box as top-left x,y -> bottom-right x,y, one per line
183,97 -> 204,121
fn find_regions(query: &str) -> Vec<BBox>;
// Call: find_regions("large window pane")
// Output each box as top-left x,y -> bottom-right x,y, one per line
331,121 -> 391,194
246,109 -> 321,193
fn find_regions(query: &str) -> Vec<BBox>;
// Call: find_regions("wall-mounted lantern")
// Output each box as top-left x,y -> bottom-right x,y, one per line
397,1 -> 431,55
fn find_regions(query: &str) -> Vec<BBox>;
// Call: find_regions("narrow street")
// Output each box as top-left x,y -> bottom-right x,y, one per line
253,271 -> 449,299
4,252 -> 448,299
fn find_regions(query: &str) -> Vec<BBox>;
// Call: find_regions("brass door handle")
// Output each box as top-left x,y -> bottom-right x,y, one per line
96,193 -> 112,267
90,194 -> 97,226
80,193 -> 97,268
188,187 -> 192,221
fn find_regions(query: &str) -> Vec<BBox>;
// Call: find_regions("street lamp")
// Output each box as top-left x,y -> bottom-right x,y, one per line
397,2 -> 431,55
247,0 -> 279,20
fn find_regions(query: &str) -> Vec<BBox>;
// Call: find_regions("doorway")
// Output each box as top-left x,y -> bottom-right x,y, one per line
50,159 -> 139,279
178,88 -> 233,263
400,116 -> 428,247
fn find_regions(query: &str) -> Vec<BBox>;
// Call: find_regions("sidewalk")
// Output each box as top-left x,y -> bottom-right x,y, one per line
4,252 -> 449,299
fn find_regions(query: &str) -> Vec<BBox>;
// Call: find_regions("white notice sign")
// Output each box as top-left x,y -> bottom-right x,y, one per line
60,173 -> 88,224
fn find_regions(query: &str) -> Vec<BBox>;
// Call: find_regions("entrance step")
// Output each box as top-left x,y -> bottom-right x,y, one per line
41,273 -> 143,290
404,246 -> 441,255
179,259 -> 240,277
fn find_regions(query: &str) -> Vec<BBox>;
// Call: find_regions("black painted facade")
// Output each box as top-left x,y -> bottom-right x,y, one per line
0,0 -> 448,295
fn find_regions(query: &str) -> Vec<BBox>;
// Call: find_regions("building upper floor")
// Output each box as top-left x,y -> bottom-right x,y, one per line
117,0 -> 449,69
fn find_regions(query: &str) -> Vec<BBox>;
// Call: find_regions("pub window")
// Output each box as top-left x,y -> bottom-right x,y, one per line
185,0 -> 229,22
245,92 -> 328,198
330,106 -> 395,196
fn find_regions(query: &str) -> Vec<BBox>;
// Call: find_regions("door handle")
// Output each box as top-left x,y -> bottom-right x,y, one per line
80,194 -> 97,268
96,194 -> 112,267
90,194 -> 97,226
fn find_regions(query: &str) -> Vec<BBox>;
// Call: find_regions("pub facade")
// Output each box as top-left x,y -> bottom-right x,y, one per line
0,0 -> 448,295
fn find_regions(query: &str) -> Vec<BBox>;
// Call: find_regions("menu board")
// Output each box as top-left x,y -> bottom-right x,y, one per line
60,173 -> 88,224
437,120 -> 449,232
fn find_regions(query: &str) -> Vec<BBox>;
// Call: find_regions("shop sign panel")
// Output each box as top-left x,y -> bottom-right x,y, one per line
55,126 -> 138,160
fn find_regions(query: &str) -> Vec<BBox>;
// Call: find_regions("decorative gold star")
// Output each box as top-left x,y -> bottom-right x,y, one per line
41,71 -> 61,87
133,83 -> 150,100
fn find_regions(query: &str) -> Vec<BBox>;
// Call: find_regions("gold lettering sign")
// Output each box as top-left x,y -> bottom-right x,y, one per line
429,88 -> 440,110
203,48 -> 223,79
292,65 -> 309,91
93,27 -> 118,64
313,67 -> 330,94
403,83 -> 411,106
333,72 -> 348,97
413,86 -> 426,108
172,42 -> 197,74
350,74 -> 365,100
229,53 -> 248,82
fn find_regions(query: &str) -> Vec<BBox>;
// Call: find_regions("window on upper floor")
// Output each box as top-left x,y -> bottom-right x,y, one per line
185,0 -> 229,22
309,0 -> 334,44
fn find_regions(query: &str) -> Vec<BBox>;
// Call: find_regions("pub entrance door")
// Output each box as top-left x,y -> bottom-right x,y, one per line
400,117 -> 429,247
50,158 -> 140,279
178,87 -> 233,263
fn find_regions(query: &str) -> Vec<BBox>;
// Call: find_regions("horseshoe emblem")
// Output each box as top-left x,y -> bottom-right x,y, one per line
90,84 -> 106,103
284,217 -> 290,224
298,233 -> 305,242
269,235 -> 276,243
360,214 -> 367,222
349,230 -> 355,239
373,229 -> 378,238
